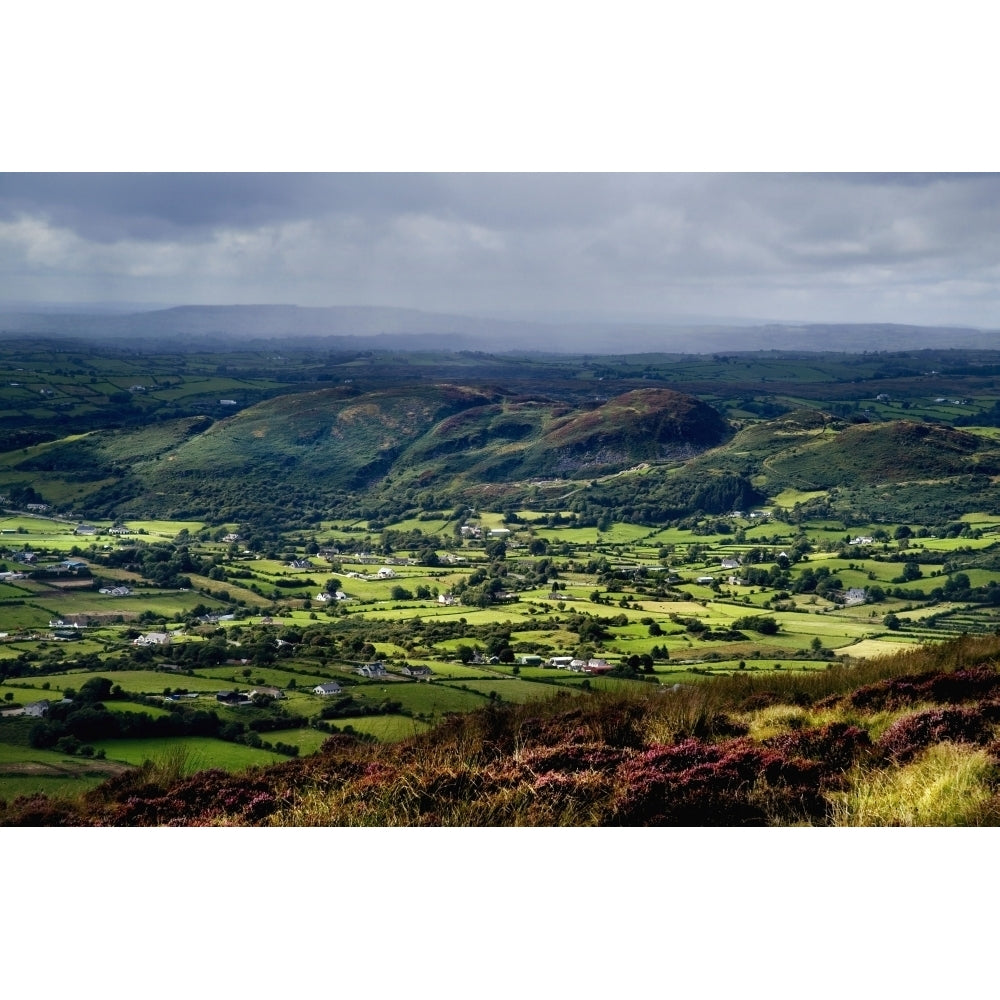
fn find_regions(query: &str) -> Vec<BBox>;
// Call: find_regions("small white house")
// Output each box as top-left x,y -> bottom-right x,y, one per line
133,631 -> 171,646
400,665 -> 433,678
313,682 -> 342,696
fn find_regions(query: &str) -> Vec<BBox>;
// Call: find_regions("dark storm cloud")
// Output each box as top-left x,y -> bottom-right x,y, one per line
1,172 -> 999,326
0,173 -> 450,241
0,173 -> 669,239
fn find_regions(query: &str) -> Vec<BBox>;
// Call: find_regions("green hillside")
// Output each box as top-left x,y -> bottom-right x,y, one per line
763,421 -> 995,490
47,384 -> 731,522
401,387 -> 729,485
8,343 -> 1000,531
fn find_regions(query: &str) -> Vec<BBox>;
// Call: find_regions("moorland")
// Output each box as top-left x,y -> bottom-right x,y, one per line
4,335 -> 1000,824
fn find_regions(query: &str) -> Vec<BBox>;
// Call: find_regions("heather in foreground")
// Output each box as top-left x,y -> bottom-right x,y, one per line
6,635 -> 1000,827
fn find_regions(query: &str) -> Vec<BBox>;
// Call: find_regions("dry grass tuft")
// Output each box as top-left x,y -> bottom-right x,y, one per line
830,743 -> 1000,826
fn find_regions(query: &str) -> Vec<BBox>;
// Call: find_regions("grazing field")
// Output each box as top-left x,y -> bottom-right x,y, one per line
329,714 -> 430,742
0,740 -> 128,799
91,736 -> 285,771
5,671 -> 233,695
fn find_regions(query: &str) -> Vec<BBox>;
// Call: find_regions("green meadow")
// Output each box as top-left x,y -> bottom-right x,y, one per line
91,736 -> 285,770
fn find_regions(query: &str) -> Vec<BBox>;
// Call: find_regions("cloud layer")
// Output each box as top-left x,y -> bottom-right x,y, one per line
1,173 -> 998,326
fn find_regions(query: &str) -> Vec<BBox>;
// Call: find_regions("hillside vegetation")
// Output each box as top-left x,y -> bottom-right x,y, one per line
7,634 -> 1000,826
764,421 -> 993,489
20,384 -> 733,522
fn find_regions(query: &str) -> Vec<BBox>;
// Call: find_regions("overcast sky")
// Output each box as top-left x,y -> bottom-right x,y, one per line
1,172 -> 998,328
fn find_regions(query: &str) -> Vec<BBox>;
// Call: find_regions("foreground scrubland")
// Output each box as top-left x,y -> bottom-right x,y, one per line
6,633 -> 1000,825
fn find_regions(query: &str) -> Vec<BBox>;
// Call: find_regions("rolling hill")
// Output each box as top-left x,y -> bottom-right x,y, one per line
27,384 -> 731,521
762,421 -> 997,491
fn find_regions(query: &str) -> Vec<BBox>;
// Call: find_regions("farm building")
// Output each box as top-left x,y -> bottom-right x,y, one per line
216,690 -> 252,705
249,687 -> 283,700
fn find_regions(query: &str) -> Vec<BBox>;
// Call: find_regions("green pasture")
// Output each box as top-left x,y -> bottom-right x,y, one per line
0,770 -> 118,801
477,512 -> 508,530
102,700 -> 172,717
534,526 -> 602,544
184,574 -> 271,608
346,681 -> 490,717
958,512 -> 1000,526
0,514 -> 76,535
0,477 -> 108,507
917,536 -> 1000,553
0,602 -> 52,630
921,569 -> 1000,588
141,377 -> 266,401
124,520 -> 209,537
592,523 -> 658,544
383,516 -> 455,534
34,591 -> 215,617
639,599 -> 716,617
329,714 -> 429,742
7,670 -> 231,695
447,677 -> 570,703
964,427 -> 1000,441
339,603 -> 444,622
192,665 -> 337,689
0,731 -> 128,799
92,735 -> 285,771
347,605 -> 535,628
275,690 -> 339,717
842,638 -> 928,659
246,558 -> 302,576
254,727 -> 331,755
769,489 -> 829,508
22,639 -> 112,660
722,589 -> 775,609
412,661 -> 497,679
502,664 -> 567,680
515,510 -> 551,523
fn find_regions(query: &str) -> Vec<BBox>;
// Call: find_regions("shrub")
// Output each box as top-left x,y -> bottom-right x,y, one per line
876,704 -> 1000,764
609,738 -> 826,826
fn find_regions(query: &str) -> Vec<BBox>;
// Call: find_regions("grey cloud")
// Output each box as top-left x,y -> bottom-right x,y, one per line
2,172 -> 1000,327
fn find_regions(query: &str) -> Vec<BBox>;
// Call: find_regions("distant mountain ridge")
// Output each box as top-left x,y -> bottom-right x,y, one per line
0,304 -> 995,354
